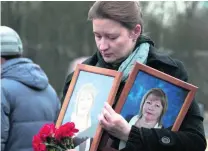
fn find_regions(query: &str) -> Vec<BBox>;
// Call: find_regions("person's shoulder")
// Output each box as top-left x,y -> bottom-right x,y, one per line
148,46 -> 188,81
167,57 -> 188,82
129,115 -> 138,125
45,84 -> 60,101
1,78 -> 22,90
148,46 -> 178,67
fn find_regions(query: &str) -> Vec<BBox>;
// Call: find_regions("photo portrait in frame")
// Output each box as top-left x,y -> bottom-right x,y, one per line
113,62 -> 198,150
56,64 -> 122,151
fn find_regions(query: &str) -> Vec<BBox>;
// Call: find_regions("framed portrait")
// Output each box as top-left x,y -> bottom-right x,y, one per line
115,63 -> 198,131
56,64 -> 122,151
113,62 -> 198,150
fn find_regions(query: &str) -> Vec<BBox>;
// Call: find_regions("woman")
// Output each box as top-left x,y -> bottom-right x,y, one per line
71,83 -> 96,131
134,88 -> 168,129
71,83 -> 96,151
119,88 -> 168,149
62,1 -> 206,151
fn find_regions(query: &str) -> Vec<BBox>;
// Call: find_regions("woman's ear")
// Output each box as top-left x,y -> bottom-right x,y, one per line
130,24 -> 141,41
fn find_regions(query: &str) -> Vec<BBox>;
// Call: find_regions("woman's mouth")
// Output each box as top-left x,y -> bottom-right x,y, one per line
146,112 -> 153,115
103,53 -> 112,57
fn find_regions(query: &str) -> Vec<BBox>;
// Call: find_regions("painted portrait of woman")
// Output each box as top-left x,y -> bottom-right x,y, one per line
60,69 -> 118,151
72,83 -> 97,151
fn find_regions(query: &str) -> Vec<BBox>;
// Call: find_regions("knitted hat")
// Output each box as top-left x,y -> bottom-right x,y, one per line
0,26 -> 23,56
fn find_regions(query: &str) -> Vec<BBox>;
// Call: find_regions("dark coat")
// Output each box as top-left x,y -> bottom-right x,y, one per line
61,36 -> 207,151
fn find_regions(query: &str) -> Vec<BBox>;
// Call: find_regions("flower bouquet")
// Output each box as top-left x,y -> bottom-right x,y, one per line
32,122 -> 79,151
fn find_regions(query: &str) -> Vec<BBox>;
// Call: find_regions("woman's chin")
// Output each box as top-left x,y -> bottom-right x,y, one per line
144,115 -> 155,121
103,57 -> 116,63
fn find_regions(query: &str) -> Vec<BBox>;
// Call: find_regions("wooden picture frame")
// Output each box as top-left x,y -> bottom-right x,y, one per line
56,64 -> 122,151
108,62 -> 198,150
104,62 -> 198,151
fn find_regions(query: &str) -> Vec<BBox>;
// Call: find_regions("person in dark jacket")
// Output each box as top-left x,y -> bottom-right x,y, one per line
63,1 -> 207,151
1,26 -> 60,151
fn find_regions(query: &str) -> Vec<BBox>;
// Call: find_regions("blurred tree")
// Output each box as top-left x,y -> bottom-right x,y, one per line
1,1 -> 208,109
1,1 -> 95,95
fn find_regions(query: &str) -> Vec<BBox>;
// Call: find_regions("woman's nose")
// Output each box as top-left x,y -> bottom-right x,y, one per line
148,105 -> 154,110
99,39 -> 109,51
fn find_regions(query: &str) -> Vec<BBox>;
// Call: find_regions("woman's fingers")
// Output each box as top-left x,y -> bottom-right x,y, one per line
103,107 -> 113,123
98,113 -> 110,129
98,102 -> 131,141
104,102 -> 116,115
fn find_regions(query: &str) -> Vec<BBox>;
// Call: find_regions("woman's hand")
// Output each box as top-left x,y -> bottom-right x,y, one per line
98,102 -> 131,141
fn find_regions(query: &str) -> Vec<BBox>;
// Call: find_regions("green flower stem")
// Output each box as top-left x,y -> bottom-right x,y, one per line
45,143 -> 66,151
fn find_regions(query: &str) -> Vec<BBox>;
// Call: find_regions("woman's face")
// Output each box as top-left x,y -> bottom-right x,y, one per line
77,92 -> 94,115
142,94 -> 163,122
92,18 -> 136,63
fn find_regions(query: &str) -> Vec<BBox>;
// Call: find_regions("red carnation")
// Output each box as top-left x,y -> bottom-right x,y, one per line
33,122 -> 79,150
55,122 -> 79,140
39,123 -> 56,141
32,134 -> 46,151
